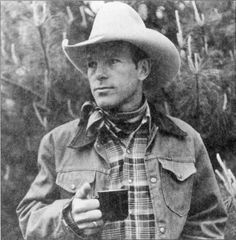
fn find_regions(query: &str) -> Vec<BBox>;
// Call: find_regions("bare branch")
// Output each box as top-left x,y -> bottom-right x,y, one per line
33,101 -> 48,130
1,75 -> 42,99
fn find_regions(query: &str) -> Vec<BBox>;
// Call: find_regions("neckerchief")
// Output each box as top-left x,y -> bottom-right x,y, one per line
80,99 -> 148,138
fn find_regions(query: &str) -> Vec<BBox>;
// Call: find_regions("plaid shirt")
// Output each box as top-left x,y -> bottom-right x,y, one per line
96,103 -> 157,240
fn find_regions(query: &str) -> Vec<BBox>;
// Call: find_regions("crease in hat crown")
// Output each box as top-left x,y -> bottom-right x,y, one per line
89,2 -> 146,39
62,1 -> 180,88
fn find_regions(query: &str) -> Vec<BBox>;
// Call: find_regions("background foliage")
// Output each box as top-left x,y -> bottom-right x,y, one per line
1,1 -> 235,239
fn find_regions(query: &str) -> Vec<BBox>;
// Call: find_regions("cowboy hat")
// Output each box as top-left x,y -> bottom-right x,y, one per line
62,1 -> 180,89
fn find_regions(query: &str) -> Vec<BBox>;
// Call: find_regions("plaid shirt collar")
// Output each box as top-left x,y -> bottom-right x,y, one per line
68,101 -> 187,149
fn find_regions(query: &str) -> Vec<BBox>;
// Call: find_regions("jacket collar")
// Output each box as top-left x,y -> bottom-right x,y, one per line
68,102 -> 187,149
148,102 -> 187,139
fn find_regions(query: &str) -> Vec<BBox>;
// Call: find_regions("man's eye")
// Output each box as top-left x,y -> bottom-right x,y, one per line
87,61 -> 97,68
109,59 -> 120,65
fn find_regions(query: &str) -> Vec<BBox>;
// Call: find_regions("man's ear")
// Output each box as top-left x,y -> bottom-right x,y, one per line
137,59 -> 152,81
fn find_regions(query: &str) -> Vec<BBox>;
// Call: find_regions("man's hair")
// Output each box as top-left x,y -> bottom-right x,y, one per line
126,42 -> 149,67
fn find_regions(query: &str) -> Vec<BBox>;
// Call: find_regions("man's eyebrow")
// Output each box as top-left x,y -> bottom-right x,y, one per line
108,52 -> 118,57
104,50 -> 121,58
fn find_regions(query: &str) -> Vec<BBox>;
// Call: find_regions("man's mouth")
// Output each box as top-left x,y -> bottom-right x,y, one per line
94,87 -> 113,92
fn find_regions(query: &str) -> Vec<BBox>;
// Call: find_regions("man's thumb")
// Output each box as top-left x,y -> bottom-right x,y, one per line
75,182 -> 91,199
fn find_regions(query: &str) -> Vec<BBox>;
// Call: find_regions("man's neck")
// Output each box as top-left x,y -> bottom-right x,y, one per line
107,96 -> 145,115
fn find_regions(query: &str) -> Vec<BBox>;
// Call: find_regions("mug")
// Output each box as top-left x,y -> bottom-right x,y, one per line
97,189 -> 128,221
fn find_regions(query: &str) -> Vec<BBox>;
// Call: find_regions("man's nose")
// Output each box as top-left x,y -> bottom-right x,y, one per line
95,62 -> 108,81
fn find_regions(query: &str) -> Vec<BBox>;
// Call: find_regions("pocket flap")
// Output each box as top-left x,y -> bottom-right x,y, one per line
159,158 -> 196,181
56,170 -> 96,193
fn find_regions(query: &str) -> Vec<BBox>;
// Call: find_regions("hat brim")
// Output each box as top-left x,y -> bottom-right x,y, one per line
62,28 -> 180,91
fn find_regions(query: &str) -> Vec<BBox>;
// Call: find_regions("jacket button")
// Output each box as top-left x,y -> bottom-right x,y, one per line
150,177 -> 157,183
71,184 -> 76,190
159,227 -> 166,234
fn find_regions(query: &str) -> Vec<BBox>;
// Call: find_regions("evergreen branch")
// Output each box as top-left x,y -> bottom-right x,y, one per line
200,80 -> 221,92
175,10 -> 184,48
215,153 -> 236,200
192,1 -> 205,26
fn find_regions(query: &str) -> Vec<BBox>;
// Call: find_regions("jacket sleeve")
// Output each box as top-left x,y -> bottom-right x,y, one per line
181,133 -> 228,239
16,132 -> 81,240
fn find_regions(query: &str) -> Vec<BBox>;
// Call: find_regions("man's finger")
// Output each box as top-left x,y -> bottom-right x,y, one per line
83,227 -> 102,236
75,182 -> 91,199
74,209 -> 102,223
73,198 -> 100,213
77,219 -> 104,229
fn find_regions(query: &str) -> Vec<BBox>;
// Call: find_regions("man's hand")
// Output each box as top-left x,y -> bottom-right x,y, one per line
71,182 -> 104,236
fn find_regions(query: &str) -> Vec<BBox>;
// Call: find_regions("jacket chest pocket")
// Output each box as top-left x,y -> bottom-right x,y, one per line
56,170 -> 96,199
159,157 -> 196,217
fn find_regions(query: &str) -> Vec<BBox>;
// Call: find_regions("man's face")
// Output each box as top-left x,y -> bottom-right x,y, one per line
86,42 -> 145,112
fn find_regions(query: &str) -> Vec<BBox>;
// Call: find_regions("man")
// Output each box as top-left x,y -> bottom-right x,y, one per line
17,2 -> 227,240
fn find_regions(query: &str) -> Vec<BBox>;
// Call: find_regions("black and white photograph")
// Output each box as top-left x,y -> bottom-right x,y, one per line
1,1 -> 236,239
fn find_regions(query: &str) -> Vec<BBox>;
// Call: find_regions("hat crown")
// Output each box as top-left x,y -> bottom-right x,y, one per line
89,2 -> 145,39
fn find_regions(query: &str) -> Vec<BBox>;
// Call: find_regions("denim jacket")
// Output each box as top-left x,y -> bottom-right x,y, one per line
17,104 -> 227,240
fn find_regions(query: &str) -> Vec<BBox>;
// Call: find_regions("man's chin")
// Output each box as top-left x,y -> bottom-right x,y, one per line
95,100 -> 118,111
97,104 -> 114,111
